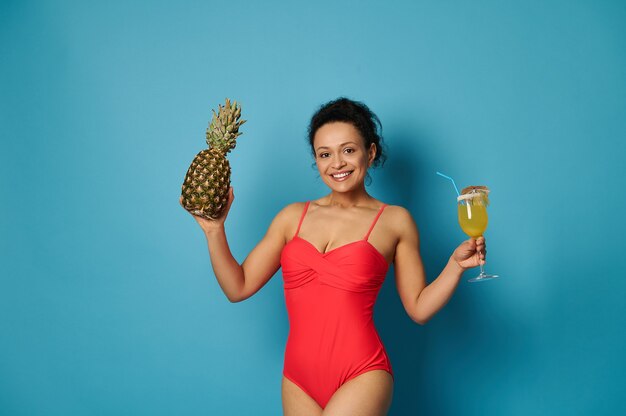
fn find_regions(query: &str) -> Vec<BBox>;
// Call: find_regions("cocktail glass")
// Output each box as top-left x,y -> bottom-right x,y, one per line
457,188 -> 499,283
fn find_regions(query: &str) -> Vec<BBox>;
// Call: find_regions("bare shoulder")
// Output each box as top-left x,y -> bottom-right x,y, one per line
382,204 -> 415,225
275,201 -> 307,222
270,201 -> 308,241
382,204 -> 419,236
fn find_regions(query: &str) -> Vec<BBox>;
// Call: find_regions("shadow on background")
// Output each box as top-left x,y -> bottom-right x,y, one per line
374,125 -> 534,414
375,125 -> 446,414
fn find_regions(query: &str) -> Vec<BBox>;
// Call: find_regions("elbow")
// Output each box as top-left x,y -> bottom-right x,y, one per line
227,288 -> 252,303
411,313 -> 430,326
225,280 -> 248,303
411,297 -> 430,325
226,292 -> 245,303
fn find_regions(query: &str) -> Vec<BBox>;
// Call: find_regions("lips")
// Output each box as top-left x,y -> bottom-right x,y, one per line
330,170 -> 353,181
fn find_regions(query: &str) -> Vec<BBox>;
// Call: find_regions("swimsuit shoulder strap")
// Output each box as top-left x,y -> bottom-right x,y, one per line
294,201 -> 311,238
364,204 -> 388,241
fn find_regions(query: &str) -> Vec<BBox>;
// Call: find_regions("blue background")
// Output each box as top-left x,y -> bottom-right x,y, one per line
2,0 -> 625,414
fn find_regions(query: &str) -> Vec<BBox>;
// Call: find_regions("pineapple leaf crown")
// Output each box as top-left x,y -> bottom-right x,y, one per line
205,98 -> 246,154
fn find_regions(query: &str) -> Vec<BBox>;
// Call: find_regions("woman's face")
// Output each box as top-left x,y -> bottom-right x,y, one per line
313,122 -> 376,192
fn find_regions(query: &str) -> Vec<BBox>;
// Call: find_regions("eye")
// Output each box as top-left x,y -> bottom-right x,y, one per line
344,148 -> 355,154
318,152 -> 330,158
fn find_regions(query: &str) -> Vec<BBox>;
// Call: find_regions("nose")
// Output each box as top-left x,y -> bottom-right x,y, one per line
331,153 -> 346,169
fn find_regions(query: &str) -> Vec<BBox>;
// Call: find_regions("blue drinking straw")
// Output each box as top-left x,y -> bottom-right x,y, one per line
436,171 -> 461,196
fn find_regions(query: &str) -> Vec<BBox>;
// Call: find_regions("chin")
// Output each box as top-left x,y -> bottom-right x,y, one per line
324,175 -> 365,191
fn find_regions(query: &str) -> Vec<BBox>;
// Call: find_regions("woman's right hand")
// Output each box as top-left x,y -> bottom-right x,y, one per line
452,236 -> 486,270
180,187 -> 234,234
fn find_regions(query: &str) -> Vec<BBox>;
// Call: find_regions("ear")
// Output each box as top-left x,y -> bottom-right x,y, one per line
368,143 -> 376,166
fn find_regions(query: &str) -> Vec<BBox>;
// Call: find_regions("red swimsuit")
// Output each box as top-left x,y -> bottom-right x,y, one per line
280,201 -> 394,408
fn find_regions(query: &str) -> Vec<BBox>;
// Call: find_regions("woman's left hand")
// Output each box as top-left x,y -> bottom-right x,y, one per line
453,237 -> 487,270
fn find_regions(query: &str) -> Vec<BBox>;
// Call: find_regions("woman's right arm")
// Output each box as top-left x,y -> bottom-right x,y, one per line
181,188 -> 296,302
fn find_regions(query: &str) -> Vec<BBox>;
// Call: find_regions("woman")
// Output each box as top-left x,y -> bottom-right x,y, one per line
180,97 -> 487,415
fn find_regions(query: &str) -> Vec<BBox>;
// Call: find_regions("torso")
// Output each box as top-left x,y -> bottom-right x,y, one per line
279,198 -> 396,409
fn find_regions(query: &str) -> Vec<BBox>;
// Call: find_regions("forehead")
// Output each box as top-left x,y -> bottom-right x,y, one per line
313,122 -> 364,148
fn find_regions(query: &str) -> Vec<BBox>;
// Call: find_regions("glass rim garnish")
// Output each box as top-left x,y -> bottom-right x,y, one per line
457,189 -> 490,202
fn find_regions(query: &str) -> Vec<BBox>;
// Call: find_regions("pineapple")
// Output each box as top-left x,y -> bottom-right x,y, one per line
181,98 -> 246,220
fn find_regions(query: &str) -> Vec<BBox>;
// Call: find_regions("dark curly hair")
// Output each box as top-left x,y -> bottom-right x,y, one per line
307,97 -> 387,168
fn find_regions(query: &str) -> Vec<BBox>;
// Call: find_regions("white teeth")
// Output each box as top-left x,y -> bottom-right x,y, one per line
332,171 -> 352,178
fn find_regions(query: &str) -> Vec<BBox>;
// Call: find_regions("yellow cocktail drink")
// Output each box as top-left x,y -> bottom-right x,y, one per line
458,202 -> 488,238
454,184 -> 499,282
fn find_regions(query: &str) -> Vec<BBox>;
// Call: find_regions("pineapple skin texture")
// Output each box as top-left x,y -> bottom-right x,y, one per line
181,147 -> 231,220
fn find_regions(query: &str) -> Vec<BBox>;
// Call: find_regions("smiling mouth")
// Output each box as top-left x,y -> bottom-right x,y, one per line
331,171 -> 353,181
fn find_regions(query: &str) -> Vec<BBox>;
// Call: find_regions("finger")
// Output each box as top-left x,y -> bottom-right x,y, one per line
227,187 -> 234,206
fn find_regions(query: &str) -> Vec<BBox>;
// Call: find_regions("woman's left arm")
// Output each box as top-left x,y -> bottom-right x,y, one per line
391,207 -> 485,325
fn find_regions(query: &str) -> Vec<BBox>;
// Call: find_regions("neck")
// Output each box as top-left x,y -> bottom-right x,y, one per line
324,187 -> 373,208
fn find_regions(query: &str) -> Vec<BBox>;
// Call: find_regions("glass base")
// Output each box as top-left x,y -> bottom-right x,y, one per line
468,273 -> 499,283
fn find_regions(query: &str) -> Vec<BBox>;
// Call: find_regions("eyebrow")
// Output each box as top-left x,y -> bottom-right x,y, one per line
316,141 -> 358,151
